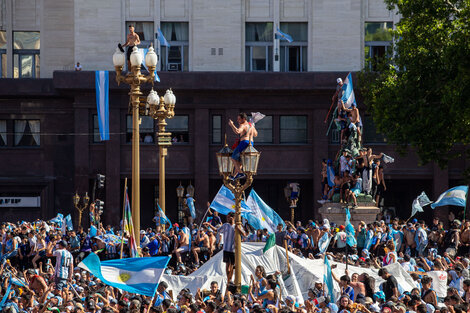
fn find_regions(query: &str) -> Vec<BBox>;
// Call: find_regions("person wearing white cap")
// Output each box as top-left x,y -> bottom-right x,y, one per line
140,230 -> 150,248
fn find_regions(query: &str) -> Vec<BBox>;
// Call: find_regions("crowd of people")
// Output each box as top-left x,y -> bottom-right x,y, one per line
319,78 -> 393,208
0,209 -> 469,313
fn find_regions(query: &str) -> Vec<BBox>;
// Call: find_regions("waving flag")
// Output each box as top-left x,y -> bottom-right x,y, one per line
156,204 -> 172,229
431,186 -> 468,209
341,73 -> 356,109
95,71 -> 110,141
78,253 -> 170,296
124,188 -> 138,257
411,191 -> 432,217
318,232 -> 331,254
157,28 -> 170,47
345,208 -> 357,247
275,28 -> 293,42
186,196 -> 196,219
90,225 -> 97,237
50,213 -> 64,227
323,255 -> 335,299
245,189 -> 285,233
210,185 -> 251,216
65,214 -> 73,231
327,159 -> 335,187
139,48 -> 160,82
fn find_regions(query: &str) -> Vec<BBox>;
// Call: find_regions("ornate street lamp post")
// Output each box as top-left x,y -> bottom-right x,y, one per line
113,46 -> 158,246
73,192 -> 90,228
148,89 -> 176,224
216,139 -> 260,292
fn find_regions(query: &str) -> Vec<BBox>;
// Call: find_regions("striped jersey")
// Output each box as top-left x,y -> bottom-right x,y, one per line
53,248 -> 73,279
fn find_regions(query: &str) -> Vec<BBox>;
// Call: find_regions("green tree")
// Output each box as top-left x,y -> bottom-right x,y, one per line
359,0 -> 470,172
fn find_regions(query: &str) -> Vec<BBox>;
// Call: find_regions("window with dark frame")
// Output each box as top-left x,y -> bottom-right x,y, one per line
125,22 -> 154,48
13,32 -> 40,78
0,31 -> 6,78
252,115 -> 273,143
166,115 -> 189,143
14,120 -> 40,146
160,22 -> 189,72
362,115 -> 386,144
212,115 -> 222,144
126,115 -> 155,144
92,115 -> 102,143
245,22 -> 273,72
365,22 -> 393,70
279,23 -> 308,72
280,115 -> 307,144
0,120 -> 6,146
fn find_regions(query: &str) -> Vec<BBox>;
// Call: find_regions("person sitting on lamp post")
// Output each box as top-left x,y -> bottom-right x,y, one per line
228,112 -> 258,180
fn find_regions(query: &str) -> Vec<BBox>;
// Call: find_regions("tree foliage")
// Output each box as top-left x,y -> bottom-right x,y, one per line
359,0 -> 470,171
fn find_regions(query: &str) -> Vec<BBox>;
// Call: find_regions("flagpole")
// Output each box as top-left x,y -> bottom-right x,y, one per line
197,205 -> 211,234
120,178 -> 127,259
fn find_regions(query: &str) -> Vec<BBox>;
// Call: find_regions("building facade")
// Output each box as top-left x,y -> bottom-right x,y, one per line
0,0 -> 464,226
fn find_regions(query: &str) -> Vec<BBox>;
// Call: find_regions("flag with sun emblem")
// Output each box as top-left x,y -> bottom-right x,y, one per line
123,187 -> 138,258
245,189 -> 285,233
78,252 -> 170,296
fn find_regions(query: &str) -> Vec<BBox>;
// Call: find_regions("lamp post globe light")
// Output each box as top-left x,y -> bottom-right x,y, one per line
148,88 -> 176,230
216,138 -> 260,292
112,44 -> 162,250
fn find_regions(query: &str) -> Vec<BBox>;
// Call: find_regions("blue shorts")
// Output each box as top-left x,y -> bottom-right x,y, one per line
290,192 -> 298,199
231,140 -> 252,161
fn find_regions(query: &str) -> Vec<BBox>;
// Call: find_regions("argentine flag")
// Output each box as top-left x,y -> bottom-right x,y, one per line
275,28 -> 293,42
431,186 -> 468,209
345,208 -> 357,247
50,213 -> 64,227
341,72 -> 356,109
78,253 -> 170,296
210,185 -> 251,216
157,28 -> 170,47
156,204 -> 172,229
245,189 -> 285,233
186,196 -> 196,219
323,254 -> 335,300
95,71 -> 110,140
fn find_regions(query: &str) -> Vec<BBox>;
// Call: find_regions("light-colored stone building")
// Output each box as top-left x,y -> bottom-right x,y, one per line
0,0 -> 399,78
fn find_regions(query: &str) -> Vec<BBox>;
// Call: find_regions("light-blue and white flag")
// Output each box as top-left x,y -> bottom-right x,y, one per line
156,204 -> 172,229
323,255 -> 335,299
318,232 -> 331,254
275,28 -> 293,42
78,252 -> 171,296
245,189 -> 285,233
382,153 -> 395,164
95,71 -> 110,141
139,48 -> 161,82
345,208 -> 357,247
210,185 -> 251,216
65,214 -> 73,231
431,186 -> 468,209
327,160 -> 335,187
157,28 -> 170,47
90,225 -> 98,237
341,72 -> 357,109
186,196 -> 196,219
50,213 -> 64,227
411,191 -> 432,217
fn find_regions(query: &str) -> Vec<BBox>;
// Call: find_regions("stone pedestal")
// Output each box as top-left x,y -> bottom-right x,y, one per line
318,202 -> 380,226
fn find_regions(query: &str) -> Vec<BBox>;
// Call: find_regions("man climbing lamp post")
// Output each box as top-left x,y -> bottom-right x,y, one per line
216,139 -> 260,292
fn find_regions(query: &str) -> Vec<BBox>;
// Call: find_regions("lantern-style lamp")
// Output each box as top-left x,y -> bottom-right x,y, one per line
176,183 -> 185,198
216,139 -> 234,177
187,182 -> 195,198
240,143 -> 260,175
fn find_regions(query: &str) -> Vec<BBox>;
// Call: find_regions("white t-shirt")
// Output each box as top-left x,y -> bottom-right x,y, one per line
218,223 -> 235,252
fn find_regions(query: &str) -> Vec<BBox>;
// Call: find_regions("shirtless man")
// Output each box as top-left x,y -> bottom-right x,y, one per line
191,227 -> 210,265
25,269 -> 47,296
207,229 -> 217,256
342,101 -> 362,141
421,276 -> 438,308
174,228 -> 189,266
403,223 -> 417,256
459,221 -> 470,255
122,25 -> 141,69
228,112 -> 258,180
346,270 -> 366,300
